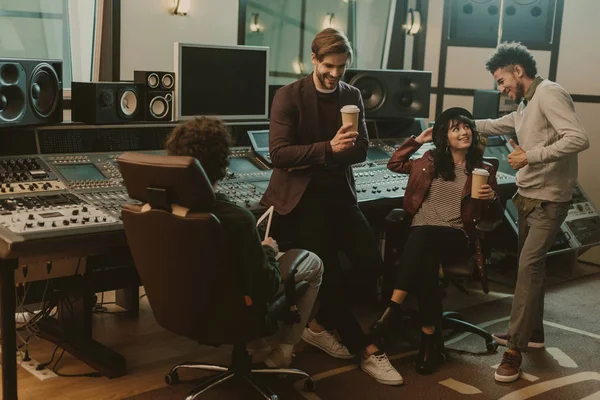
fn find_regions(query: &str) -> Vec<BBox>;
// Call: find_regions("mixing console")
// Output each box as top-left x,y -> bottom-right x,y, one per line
0,156 -> 66,193
562,186 -> 600,248
75,189 -> 136,219
0,139 -> 596,252
0,192 -> 119,239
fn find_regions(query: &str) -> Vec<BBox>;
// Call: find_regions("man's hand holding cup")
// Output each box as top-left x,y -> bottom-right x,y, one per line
331,122 -> 358,153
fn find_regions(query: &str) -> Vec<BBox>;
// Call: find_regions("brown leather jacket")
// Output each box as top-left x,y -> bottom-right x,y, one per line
387,138 -> 504,240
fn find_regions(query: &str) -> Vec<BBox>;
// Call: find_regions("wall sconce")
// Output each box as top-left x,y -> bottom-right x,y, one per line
405,8 -> 421,35
249,13 -> 261,32
322,13 -> 335,29
292,59 -> 305,75
171,0 -> 190,16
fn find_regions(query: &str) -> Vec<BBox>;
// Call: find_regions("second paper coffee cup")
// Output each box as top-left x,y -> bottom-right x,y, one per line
471,168 -> 490,199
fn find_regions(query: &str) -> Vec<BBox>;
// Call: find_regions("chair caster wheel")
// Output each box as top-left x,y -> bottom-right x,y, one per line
486,340 -> 499,352
304,377 -> 317,391
165,371 -> 179,385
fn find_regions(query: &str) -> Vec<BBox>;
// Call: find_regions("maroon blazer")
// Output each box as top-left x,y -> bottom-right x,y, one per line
261,73 -> 369,215
387,138 -> 504,240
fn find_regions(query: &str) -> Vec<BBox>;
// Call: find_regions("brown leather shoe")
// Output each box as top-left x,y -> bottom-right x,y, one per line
494,350 -> 522,383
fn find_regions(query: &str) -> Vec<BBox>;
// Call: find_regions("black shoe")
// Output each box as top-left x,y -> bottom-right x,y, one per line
416,331 -> 439,375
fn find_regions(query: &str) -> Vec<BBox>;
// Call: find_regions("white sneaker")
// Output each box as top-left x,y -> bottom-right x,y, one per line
360,352 -> 404,386
301,328 -> 354,359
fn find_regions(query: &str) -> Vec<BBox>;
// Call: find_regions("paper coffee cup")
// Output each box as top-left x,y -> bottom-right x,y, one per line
471,168 -> 490,199
341,105 -> 360,132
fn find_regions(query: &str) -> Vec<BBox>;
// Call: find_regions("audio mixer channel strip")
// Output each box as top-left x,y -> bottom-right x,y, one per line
0,139 -> 598,252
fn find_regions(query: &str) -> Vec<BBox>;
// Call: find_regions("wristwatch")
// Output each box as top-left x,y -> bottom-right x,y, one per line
410,135 -> 417,140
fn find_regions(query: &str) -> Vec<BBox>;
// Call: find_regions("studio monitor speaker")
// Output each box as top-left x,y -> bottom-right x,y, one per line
72,82 -> 144,124
450,0 -> 555,45
134,71 -> 175,91
343,69 -> 431,119
0,58 -> 63,128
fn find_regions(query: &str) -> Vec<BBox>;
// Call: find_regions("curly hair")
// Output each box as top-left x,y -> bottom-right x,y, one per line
485,41 -> 537,78
165,117 -> 232,184
432,115 -> 483,181
312,28 -> 354,66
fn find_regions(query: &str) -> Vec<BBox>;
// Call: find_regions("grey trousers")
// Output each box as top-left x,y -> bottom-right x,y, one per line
507,199 -> 569,351
276,251 -> 323,345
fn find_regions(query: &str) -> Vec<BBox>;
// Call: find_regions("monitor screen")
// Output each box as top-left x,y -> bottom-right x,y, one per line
228,157 -> 261,174
55,164 -> 106,182
367,147 -> 391,161
176,43 -> 269,121
248,130 -> 270,151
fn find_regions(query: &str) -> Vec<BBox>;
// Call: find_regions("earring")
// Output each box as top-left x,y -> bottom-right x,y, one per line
446,146 -> 450,154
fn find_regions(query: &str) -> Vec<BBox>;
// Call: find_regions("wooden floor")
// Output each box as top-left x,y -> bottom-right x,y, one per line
9,292 -> 234,400
6,253 -> 599,400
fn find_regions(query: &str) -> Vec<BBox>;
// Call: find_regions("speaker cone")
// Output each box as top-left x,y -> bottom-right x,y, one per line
149,95 -> 170,119
30,63 -> 60,117
0,63 -> 20,85
348,75 -> 385,111
147,73 -> 159,89
119,89 -> 138,118
161,73 -> 174,89
0,86 -> 26,122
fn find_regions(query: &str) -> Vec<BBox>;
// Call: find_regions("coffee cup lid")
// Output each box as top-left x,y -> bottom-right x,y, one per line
341,105 -> 360,113
473,168 -> 490,176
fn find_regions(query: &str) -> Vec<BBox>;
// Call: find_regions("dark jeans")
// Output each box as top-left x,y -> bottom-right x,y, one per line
271,191 -> 382,354
394,226 -> 469,326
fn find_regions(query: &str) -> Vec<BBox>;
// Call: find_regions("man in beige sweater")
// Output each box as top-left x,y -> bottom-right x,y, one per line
475,42 -> 589,383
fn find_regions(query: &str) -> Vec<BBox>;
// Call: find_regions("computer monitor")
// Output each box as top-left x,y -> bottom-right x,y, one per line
175,43 -> 269,121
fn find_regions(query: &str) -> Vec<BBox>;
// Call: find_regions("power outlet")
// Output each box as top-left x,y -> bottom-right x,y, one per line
2,350 -> 59,381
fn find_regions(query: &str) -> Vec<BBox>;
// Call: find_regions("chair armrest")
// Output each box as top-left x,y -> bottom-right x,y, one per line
476,219 -> 502,233
385,208 -> 409,224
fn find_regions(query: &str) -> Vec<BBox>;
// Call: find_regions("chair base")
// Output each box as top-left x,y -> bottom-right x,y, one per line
442,311 -> 499,352
165,344 -> 316,400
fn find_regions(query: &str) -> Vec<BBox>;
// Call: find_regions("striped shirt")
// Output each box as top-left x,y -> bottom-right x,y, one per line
412,164 -> 467,230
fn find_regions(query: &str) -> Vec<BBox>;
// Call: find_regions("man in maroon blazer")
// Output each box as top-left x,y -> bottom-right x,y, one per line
261,28 -> 403,386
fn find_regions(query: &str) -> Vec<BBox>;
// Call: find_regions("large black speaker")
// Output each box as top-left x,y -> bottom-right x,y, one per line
343,69 -> 431,119
72,82 -> 144,124
0,58 -> 63,128
449,0 -> 556,45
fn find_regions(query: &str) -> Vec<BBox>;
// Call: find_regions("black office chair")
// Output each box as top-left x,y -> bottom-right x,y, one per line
378,158 -> 503,353
118,152 -> 315,400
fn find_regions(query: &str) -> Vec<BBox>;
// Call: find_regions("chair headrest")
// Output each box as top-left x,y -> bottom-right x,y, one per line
118,152 -> 216,211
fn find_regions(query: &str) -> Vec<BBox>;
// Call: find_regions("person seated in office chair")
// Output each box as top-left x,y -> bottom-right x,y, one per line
370,107 -> 503,375
165,117 -> 324,368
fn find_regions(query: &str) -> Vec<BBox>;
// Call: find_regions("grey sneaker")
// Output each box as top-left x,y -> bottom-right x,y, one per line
360,352 -> 404,386
301,328 -> 354,359
492,333 -> 544,349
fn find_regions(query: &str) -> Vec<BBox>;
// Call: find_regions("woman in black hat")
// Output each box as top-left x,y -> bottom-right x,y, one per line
371,107 -> 502,375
